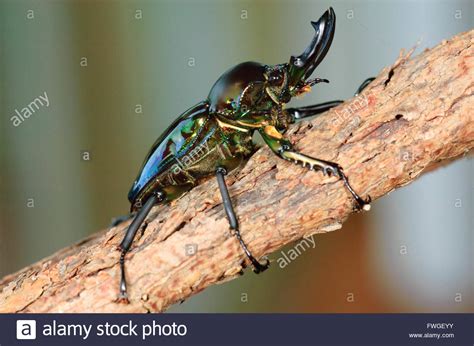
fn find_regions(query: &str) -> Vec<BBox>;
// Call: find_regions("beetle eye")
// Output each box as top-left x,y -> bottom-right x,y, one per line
268,72 -> 283,85
293,57 -> 303,67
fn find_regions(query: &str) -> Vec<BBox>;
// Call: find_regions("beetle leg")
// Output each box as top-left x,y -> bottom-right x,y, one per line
282,151 -> 370,210
215,167 -> 269,273
355,77 -> 376,96
117,191 -> 164,303
286,77 -> 375,122
286,100 -> 343,122
259,125 -> 371,211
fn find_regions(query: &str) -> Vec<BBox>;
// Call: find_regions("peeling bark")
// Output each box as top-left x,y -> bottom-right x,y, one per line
0,30 -> 472,313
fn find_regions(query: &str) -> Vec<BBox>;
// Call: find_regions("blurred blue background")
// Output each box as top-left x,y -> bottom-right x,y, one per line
0,0 -> 472,312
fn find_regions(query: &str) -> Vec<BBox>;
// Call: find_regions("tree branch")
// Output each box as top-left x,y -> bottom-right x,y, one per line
1,30 -> 472,313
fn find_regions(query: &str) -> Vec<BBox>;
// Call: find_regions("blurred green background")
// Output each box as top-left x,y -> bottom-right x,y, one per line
0,0 -> 472,312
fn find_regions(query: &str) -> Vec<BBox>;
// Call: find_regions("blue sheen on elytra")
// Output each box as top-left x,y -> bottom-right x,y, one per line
127,102 -> 209,203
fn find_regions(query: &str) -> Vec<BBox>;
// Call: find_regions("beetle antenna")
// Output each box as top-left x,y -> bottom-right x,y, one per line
307,77 -> 329,86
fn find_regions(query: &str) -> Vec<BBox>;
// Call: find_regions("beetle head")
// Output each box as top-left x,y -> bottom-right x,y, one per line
264,64 -> 291,105
287,7 -> 336,92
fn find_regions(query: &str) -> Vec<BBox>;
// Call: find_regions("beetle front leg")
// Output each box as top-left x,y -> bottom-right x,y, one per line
259,125 -> 371,211
281,151 -> 371,210
216,167 -> 269,273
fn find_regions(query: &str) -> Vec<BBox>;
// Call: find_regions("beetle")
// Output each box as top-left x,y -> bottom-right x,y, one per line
116,7 -> 373,302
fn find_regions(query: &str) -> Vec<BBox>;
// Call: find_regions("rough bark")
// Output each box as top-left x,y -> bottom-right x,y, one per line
0,30 -> 472,313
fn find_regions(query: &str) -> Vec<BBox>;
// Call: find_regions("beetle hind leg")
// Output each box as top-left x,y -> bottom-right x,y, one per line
117,191 -> 165,303
355,77 -> 376,96
216,167 -> 269,273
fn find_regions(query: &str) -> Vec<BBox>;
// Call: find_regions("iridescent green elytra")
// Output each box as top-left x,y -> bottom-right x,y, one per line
118,8 -> 371,302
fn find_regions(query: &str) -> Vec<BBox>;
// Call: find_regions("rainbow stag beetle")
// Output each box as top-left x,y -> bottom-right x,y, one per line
116,7 -> 373,301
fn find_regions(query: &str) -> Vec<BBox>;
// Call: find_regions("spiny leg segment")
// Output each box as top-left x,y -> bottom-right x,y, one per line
281,151 -> 371,210
259,126 -> 371,211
